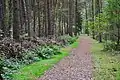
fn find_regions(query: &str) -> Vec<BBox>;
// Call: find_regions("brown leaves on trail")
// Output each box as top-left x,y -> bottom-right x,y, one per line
39,37 -> 93,80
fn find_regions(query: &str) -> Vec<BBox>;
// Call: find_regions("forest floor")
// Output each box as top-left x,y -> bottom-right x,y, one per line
13,36 -> 120,80
38,36 -> 93,80
91,39 -> 120,80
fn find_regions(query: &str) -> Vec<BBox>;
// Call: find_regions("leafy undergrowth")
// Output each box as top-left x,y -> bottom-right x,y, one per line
91,39 -> 120,80
12,38 -> 79,80
0,35 -> 78,80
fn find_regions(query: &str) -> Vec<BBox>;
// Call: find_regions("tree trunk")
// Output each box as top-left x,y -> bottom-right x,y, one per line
13,0 -> 20,40
68,0 -> 73,36
117,25 -> 120,46
99,33 -> 102,43
92,0 -> 95,39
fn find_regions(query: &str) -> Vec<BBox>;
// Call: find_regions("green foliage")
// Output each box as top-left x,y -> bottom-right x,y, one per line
104,41 -> 115,51
106,0 -> 120,23
0,35 -> 78,80
0,58 -> 22,80
1,45 -> 61,80
0,58 -> 4,79
88,13 -> 108,35
91,39 -> 120,80
58,35 -> 78,46
105,0 -> 120,45
23,51 -> 40,65
35,45 -> 61,59
49,45 -> 61,55
104,41 -> 120,52
0,58 -> 4,74
12,38 -> 79,80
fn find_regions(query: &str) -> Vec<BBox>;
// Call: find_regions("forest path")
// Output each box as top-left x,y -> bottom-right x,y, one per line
38,36 -> 93,80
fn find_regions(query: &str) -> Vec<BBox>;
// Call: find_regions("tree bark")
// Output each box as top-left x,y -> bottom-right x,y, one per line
13,0 -> 20,40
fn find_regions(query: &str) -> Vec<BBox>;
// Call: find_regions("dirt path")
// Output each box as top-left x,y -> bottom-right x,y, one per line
38,36 -> 93,80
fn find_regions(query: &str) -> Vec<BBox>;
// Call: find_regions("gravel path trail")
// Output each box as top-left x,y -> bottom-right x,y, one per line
38,36 -> 93,80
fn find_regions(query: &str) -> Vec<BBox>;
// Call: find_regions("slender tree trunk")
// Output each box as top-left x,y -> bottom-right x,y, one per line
44,0 -> 48,37
8,0 -> 13,38
33,0 -> 36,37
98,0 -> 102,42
37,0 -> 41,37
13,0 -> 20,40
68,0 -> 73,36
92,0 -> 95,39
0,0 -> 3,30
85,2 -> 89,36
117,25 -> 120,46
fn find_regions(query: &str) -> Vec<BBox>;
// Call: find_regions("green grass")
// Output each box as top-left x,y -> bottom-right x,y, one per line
12,39 -> 79,80
70,39 -> 79,48
91,39 -> 120,80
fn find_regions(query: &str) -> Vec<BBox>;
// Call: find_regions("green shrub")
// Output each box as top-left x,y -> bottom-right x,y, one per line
49,45 -> 61,55
0,58 -> 4,79
23,51 -> 41,64
104,41 -> 120,52
1,36 -> 78,80
35,45 -> 61,59
0,58 -> 22,80
58,35 -> 78,46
